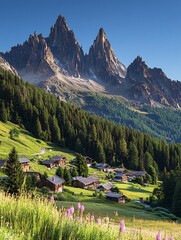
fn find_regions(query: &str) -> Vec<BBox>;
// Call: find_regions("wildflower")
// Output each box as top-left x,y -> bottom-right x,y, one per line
67,208 -> 71,216
170,237 -> 174,240
90,215 -> 94,222
96,218 -> 101,224
156,232 -> 161,240
79,216 -> 83,223
120,220 -> 125,233
69,206 -> 74,214
80,204 -> 85,212
77,202 -> 81,210
49,195 -> 54,203
69,215 -> 73,221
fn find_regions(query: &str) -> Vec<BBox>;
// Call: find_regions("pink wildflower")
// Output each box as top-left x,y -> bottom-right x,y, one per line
79,216 -> 83,223
69,206 -> 74,214
77,202 -> 81,210
69,215 -> 73,221
156,232 -> 161,240
164,237 -> 168,240
96,218 -> 101,224
90,215 -> 94,222
170,237 -> 174,240
120,220 -> 125,233
67,208 -> 71,216
50,195 -> 54,203
80,204 -> 85,212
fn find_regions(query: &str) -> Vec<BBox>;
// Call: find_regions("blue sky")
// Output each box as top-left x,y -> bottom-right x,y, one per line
1,0 -> 181,80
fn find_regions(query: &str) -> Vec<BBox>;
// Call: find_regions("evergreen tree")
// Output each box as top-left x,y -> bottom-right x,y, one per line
5,147 -> 24,194
172,175 -> 181,217
56,166 -> 64,178
35,117 -> 42,139
71,167 -> 78,177
117,138 -> 128,164
63,167 -> 72,185
0,101 -> 7,123
128,142 -> 139,169
75,153 -> 88,177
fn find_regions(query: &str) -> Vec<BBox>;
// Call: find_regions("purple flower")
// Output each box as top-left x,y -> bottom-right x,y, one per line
77,202 -> 81,210
67,208 -> 71,216
69,206 -> 74,214
170,237 -> 174,240
90,215 -> 94,222
164,237 -> 168,240
120,220 -> 125,233
80,204 -> 85,212
69,215 -> 73,221
50,195 -> 54,203
96,218 -> 101,224
156,232 -> 161,240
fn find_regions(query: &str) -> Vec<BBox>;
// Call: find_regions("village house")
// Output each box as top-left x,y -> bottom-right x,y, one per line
44,175 -> 65,192
97,182 -> 115,192
106,192 -> 127,203
72,156 -> 94,166
95,163 -> 111,172
114,168 -> 127,174
126,171 -> 146,180
41,155 -> 66,169
72,176 -> 100,190
19,158 -> 30,172
114,173 -> 128,182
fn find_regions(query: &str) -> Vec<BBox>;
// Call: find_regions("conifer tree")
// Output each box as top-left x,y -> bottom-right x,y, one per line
63,167 -> 72,185
56,166 -> 64,178
5,147 -> 24,194
75,153 -> 88,177
0,101 -> 7,123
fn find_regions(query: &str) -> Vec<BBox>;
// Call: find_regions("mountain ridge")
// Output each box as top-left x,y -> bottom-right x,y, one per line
2,15 -> 181,108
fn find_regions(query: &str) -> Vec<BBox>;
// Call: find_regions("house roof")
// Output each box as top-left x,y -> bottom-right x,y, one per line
114,173 -> 126,178
97,182 -> 115,191
73,176 -> 100,185
47,175 -> 65,185
114,168 -> 126,173
0,160 -> 6,167
106,192 -> 124,199
126,171 -> 146,177
42,159 -> 54,165
50,155 -> 64,161
96,163 -> 110,169
19,158 -> 30,163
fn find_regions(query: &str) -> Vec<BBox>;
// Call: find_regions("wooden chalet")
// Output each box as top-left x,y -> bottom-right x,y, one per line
45,175 -> 65,192
114,168 -> 126,173
19,158 -> 30,172
95,163 -> 111,172
41,155 -> 66,169
97,182 -> 115,192
72,176 -> 100,190
84,156 -> 94,166
114,173 -> 128,182
126,171 -> 146,179
106,192 -> 127,203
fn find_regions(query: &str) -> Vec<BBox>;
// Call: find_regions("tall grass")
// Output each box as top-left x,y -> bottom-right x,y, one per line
0,192 -> 178,239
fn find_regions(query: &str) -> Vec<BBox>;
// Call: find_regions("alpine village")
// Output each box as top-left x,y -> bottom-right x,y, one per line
0,13 -> 181,240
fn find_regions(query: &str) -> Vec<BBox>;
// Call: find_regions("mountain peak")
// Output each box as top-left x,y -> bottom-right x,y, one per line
53,15 -> 69,31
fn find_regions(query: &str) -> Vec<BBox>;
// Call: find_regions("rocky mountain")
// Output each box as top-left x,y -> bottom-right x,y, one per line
86,28 -> 126,84
124,56 -> 181,108
0,54 -> 19,76
2,15 -> 181,108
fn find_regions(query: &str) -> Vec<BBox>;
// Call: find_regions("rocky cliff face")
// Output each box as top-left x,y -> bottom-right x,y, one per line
125,56 -> 181,107
48,16 -> 85,77
87,28 -> 126,84
0,54 -> 19,76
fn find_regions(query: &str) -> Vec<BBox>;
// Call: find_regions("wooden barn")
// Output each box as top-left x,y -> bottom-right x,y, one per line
72,176 -> 100,190
45,175 -> 65,192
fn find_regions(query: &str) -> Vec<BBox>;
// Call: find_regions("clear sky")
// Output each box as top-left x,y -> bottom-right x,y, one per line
1,0 -> 181,80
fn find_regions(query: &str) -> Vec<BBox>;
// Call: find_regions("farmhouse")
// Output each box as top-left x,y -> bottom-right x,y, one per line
106,192 -> 127,203
72,176 -> 100,190
126,171 -> 146,178
45,175 -> 65,192
114,173 -> 128,182
41,155 -> 66,169
72,156 -> 94,166
95,163 -> 111,172
97,182 -> 115,192
19,158 -> 30,172
114,168 -> 126,173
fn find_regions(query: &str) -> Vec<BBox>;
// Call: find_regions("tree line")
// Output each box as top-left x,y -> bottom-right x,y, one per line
0,67 -> 181,181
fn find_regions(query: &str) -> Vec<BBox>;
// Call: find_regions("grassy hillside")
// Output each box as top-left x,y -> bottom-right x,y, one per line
0,121 -> 75,175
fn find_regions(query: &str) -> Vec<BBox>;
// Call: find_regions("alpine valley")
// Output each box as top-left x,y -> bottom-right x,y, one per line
1,16 -> 181,142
